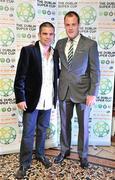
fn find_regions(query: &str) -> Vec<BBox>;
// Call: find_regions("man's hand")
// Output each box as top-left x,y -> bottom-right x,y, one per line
86,96 -> 96,106
17,101 -> 27,111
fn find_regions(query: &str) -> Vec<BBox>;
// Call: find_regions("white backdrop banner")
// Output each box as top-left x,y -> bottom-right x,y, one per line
0,0 -> 114,154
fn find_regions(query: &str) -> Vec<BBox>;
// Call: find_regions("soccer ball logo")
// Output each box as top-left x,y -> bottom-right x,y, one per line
0,78 -> 13,96
98,32 -> 115,49
93,121 -> 110,137
0,27 -> 15,46
79,6 -> 97,25
99,78 -> 112,95
16,2 -> 35,22
0,126 -> 16,144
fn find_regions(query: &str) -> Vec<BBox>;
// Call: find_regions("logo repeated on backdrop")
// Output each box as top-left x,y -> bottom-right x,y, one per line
79,6 -> 97,25
0,106 -> 16,114
0,126 -> 16,144
93,121 -> 110,137
0,27 -> 15,46
16,1 -> 37,51
99,78 -> 112,95
98,32 -> 115,49
78,4 -> 97,41
0,78 -> 13,97
16,2 -> 35,22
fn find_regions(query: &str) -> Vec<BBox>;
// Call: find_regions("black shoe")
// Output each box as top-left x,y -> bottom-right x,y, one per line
80,158 -> 89,169
54,151 -> 70,164
36,155 -> 52,168
15,165 -> 30,179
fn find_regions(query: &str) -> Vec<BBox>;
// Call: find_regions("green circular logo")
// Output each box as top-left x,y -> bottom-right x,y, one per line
0,27 -> 14,46
16,2 -> 35,22
98,32 -> 115,49
0,58 -> 5,63
58,31 -> 66,39
79,6 -> 97,25
93,121 -> 110,137
0,78 -> 13,96
99,78 -> 112,95
46,123 -> 56,139
0,126 -> 16,144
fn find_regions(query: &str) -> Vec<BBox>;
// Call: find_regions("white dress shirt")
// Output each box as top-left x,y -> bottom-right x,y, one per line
65,34 -> 81,59
36,42 -> 54,110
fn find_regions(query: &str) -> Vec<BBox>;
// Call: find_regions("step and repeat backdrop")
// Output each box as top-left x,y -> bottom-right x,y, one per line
0,0 -> 114,154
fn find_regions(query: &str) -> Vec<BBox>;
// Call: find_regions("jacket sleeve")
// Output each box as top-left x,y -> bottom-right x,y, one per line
14,47 -> 29,103
88,41 -> 100,96
55,41 -> 61,78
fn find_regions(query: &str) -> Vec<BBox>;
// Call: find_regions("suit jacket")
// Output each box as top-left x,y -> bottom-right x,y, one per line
56,34 -> 100,102
14,41 -> 59,112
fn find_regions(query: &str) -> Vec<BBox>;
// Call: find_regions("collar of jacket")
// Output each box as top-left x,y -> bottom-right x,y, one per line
35,40 -> 54,51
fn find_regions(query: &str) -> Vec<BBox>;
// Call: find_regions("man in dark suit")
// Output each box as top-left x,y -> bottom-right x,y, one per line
14,22 -> 59,179
54,11 -> 100,168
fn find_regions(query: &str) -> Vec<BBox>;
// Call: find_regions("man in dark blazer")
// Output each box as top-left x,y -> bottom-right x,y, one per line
54,11 -> 100,168
14,22 -> 59,179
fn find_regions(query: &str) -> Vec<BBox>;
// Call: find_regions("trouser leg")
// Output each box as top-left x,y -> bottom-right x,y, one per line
20,110 -> 38,166
35,109 -> 51,156
59,100 -> 74,153
76,103 -> 90,158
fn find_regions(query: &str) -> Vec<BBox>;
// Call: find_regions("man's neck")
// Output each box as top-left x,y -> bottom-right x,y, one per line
69,32 -> 80,41
43,46 -> 51,53
40,42 -> 50,53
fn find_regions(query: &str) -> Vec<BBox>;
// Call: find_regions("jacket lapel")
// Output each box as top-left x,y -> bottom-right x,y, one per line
74,34 -> 86,54
60,36 -> 86,69
60,38 -> 68,68
70,35 -> 86,69
34,41 -> 42,76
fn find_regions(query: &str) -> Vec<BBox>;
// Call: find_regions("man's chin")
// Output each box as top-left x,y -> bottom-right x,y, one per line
68,34 -> 74,39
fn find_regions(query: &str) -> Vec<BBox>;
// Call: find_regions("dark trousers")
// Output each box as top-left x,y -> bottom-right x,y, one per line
59,99 -> 90,158
20,109 -> 51,167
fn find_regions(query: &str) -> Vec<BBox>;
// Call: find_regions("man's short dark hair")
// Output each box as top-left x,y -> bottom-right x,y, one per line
39,22 -> 55,33
64,11 -> 80,24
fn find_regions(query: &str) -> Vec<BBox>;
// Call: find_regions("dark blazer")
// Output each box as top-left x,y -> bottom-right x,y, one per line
56,34 -> 100,102
14,41 -> 59,112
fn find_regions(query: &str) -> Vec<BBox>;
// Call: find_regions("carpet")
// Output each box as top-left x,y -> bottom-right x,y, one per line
0,149 -> 115,180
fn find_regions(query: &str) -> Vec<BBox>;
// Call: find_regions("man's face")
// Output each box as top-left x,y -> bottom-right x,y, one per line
39,27 -> 55,47
64,15 -> 80,39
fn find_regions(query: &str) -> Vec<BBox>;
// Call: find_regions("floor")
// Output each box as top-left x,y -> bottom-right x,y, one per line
45,143 -> 115,169
1,150 -> 115,180
70,142 -> 115,160
1,143 -> 115,179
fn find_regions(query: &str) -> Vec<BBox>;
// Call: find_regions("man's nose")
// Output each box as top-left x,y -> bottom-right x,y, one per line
69,25 -> 73,29
46,34 -> 50,38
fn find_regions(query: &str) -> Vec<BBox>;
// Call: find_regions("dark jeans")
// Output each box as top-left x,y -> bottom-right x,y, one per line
19,109 -> 51,167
